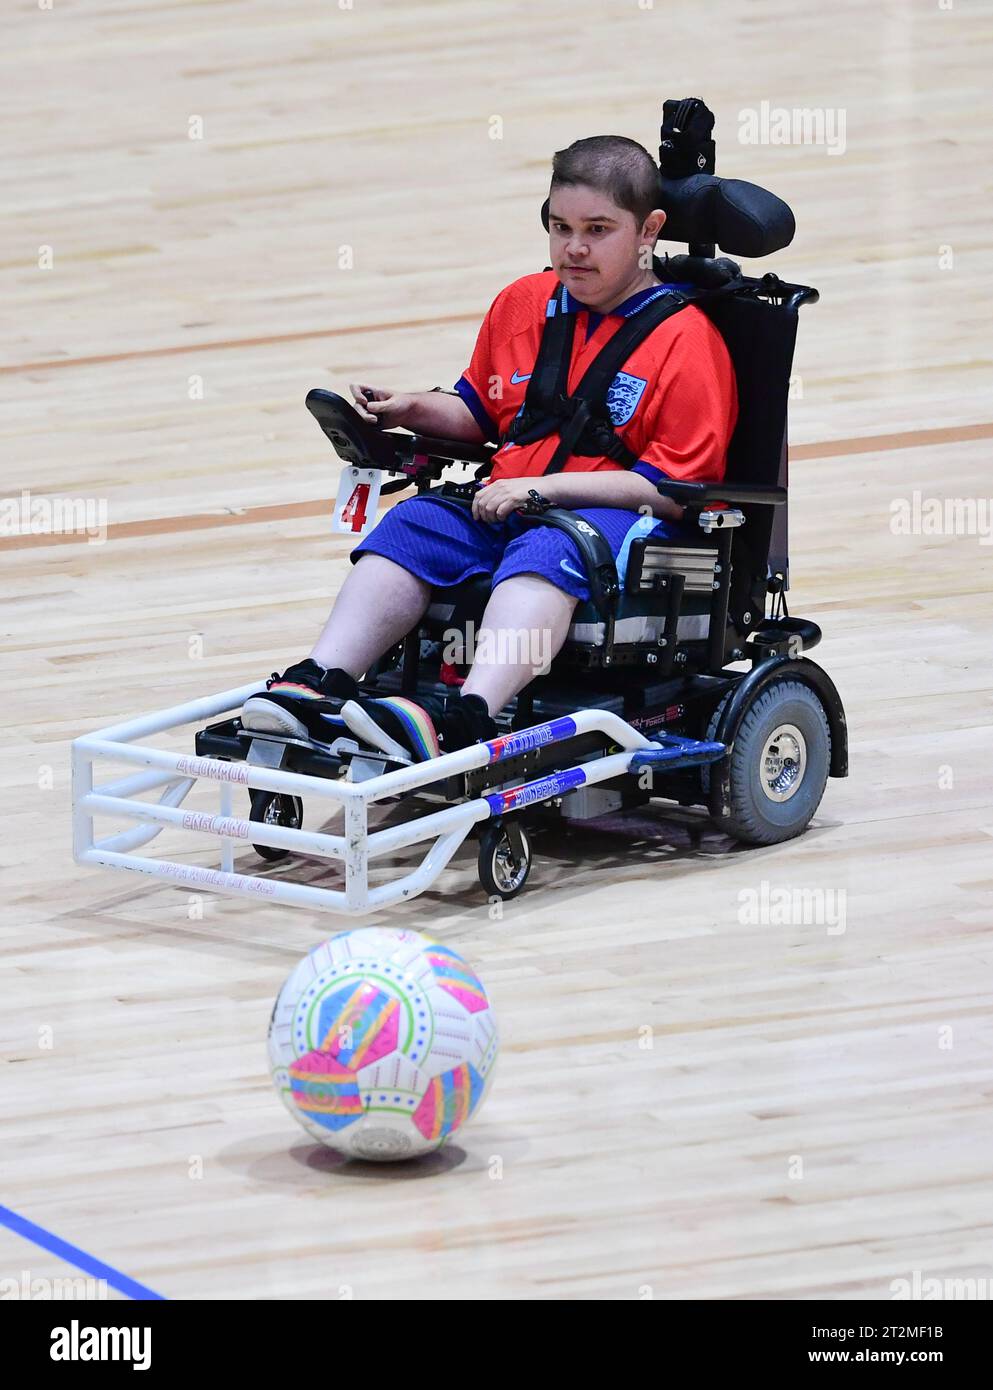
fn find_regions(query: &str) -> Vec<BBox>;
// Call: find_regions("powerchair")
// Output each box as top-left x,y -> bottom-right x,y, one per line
72,96 -> 848,915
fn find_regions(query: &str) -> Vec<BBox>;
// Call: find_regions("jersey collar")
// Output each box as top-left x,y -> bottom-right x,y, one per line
561,281 -> 688,318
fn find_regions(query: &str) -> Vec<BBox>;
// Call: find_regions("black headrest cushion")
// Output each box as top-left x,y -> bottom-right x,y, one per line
658,175 -> 794,258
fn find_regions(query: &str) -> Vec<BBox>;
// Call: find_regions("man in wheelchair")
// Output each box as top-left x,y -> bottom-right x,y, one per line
71,96 -> 847,914
243,133 -> 738,764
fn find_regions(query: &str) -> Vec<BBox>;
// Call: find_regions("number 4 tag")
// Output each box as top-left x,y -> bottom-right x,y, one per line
333,466 -> 382,537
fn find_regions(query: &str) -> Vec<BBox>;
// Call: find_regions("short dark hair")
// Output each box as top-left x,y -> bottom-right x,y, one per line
549,135 -> 660,225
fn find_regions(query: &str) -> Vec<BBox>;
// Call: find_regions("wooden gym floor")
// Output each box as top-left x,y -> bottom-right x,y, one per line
2,0 -> 992,1299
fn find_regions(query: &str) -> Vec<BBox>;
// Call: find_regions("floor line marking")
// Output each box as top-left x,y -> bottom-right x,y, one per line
3,424 -> 990,552
0,1203 -> 166,1301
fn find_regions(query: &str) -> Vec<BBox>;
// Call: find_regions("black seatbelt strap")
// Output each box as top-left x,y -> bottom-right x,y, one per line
569,290 -> 691,419
503,284 -> 696,473
502,275 -> 752,476
509,283 -> 574,448
543,288 -> 693,474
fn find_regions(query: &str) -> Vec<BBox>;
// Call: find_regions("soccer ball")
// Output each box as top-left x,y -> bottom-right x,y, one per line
268,927 -> 498,1161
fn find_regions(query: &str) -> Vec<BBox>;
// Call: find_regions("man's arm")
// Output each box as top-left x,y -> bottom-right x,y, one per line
349,384 -> 486,443
537,470 -> 685,522
472,469 -> 685,524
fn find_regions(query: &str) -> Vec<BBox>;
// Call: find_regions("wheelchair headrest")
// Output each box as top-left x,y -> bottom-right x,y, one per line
657,174 -> 794,258
540,173 -> 794,260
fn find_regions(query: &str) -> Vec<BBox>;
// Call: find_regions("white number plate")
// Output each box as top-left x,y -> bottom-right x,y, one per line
332,466 -> 382,537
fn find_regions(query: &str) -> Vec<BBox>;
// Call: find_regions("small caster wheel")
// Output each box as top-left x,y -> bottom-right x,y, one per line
478,818 -> 531,900
249,789 -> 303,862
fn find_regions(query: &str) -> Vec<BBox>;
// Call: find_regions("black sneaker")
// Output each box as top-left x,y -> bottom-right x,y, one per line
339,691 -> 497,763
241,660 -> 361,742
440,693 -> 499,752
339,694 -> 444,763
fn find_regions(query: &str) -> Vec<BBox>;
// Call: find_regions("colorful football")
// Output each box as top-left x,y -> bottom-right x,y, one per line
268,928 -> 498,1161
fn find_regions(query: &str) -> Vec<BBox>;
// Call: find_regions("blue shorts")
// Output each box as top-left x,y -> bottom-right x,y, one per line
350,493 -> 693,603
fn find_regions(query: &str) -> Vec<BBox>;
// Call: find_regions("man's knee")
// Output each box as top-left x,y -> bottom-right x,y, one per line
495,529 -> 591,602
491,568 -> 581,605
353,550 -> 425,585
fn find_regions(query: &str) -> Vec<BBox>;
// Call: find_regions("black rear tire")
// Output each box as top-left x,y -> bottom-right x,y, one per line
708,680 -> 831,845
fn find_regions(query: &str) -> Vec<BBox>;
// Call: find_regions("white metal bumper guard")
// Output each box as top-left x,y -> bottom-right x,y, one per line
71,682 -> 725,915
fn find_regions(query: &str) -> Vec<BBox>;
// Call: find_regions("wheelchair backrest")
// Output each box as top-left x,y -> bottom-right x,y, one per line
652,98 -> 811,616
708,287 -> 800,617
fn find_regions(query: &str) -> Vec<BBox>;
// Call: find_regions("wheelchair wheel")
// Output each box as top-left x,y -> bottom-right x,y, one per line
478,818 -> 531,900
708,679 -> 831,846
249,789 -> 303,862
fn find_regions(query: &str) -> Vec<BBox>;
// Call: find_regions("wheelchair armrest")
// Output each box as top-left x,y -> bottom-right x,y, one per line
405,433 -> 496,467
655,480 -> 787,507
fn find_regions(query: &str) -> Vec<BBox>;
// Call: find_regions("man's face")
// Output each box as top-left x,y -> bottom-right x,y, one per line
548,183 -> 665,310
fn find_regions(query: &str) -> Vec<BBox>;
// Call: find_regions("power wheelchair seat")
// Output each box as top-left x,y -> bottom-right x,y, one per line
72,97 -> 848,917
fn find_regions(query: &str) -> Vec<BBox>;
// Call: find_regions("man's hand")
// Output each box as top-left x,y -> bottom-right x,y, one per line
349,383 -> 486,443
472,477 -> 545,524
349,384 -> 416,428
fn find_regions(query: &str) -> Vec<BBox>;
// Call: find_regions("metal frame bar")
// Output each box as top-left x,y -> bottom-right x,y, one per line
71,684 -> 655,916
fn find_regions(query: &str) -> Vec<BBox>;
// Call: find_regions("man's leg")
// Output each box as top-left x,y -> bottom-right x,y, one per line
241,553 -> 431,737
458,506 -> 686,718
309,553 -> 432,678
341,572 -> 575,762
460,573 -> 578,714
337,507 -> 683,761
245,494 -> 500,745
340,532 -> 584,761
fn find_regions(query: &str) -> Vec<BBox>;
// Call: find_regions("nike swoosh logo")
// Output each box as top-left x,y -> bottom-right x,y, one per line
559,559 -> 586,581
510,371 -> 532,385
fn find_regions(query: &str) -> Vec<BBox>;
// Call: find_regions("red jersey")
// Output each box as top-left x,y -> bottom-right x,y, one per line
455,270 -> 737,488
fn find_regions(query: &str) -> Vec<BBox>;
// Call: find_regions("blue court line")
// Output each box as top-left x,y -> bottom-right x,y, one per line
0,1204 -> 166,1300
